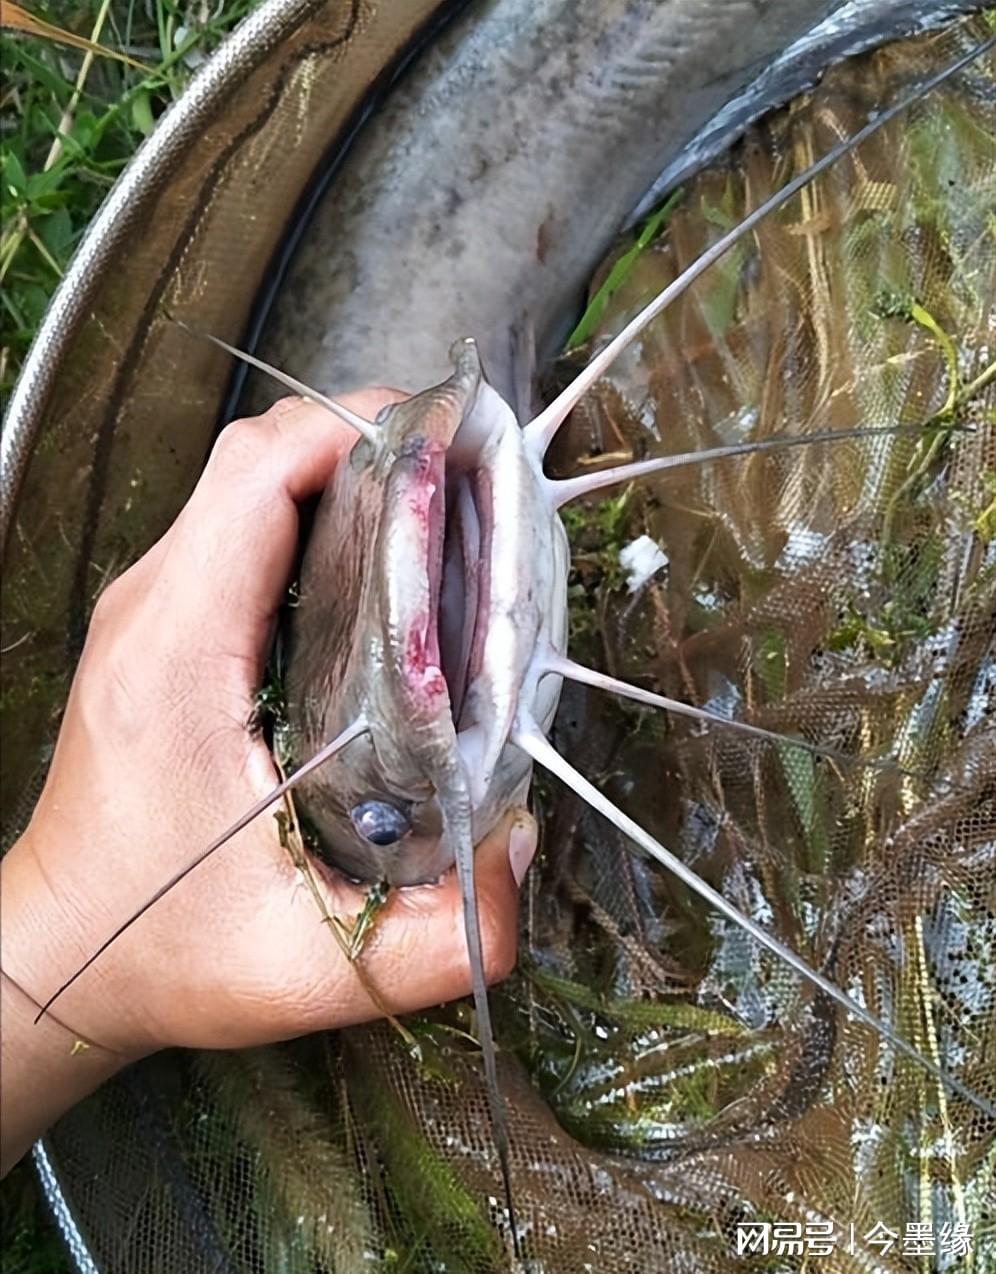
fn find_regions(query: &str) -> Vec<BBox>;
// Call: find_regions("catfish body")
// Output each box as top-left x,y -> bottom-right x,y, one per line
251,0 -> 972,406
254,0 -> 850,402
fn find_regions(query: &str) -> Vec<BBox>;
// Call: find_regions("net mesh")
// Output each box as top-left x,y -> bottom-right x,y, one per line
4,12 -> 995,1274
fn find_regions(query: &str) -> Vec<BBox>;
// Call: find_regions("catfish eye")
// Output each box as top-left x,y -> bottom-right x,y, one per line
350,799 -> 411,846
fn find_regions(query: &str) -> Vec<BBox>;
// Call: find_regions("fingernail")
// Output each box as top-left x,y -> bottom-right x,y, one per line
508,812 -> 538,887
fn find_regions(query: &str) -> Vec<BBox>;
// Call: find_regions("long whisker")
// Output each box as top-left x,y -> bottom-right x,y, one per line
33,716 -> 370,1023
512,714 -> 996,1120
542,651 -> 915,777
522,33 -> 994,459
439,784 -> 520,1256
547,423 -> 967,508
172,320 -> 382,446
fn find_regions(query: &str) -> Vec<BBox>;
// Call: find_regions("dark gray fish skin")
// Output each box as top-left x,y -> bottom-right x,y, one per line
254,0 -> 846,405
252,0 -> 979,410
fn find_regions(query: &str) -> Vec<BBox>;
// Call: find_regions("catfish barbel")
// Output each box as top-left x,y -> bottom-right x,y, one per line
21,0 -> 995,1258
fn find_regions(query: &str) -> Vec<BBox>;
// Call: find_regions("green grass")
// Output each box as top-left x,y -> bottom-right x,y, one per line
1,0 -> 260,397
1,4 -> 261,1262
564,187 -> 683,350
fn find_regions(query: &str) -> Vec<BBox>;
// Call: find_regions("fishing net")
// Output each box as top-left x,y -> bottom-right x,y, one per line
3,10 -> 994,1274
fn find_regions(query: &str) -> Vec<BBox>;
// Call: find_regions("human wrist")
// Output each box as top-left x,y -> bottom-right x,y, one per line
0,828 -> 149,1060
1,828 -> 138,1175
0,965 -> 127,1176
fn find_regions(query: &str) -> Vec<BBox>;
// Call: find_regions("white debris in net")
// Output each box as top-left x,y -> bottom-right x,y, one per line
618,535 -> 668,593
174,26 -> 207,70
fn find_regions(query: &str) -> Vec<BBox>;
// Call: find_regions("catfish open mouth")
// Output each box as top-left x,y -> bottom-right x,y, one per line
400,428 -> 495,734
440,463 -> 493,726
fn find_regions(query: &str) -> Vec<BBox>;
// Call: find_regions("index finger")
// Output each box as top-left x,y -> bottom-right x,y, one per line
160,389 -> 407,653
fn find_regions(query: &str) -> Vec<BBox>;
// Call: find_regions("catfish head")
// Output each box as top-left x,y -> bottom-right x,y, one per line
284,338 -> 568,886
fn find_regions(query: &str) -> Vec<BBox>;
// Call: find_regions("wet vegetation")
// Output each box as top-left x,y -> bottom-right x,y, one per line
521,17 -> 995,1267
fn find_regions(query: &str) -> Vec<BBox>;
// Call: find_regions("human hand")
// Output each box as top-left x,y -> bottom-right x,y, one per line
0,393 -> 537,1065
